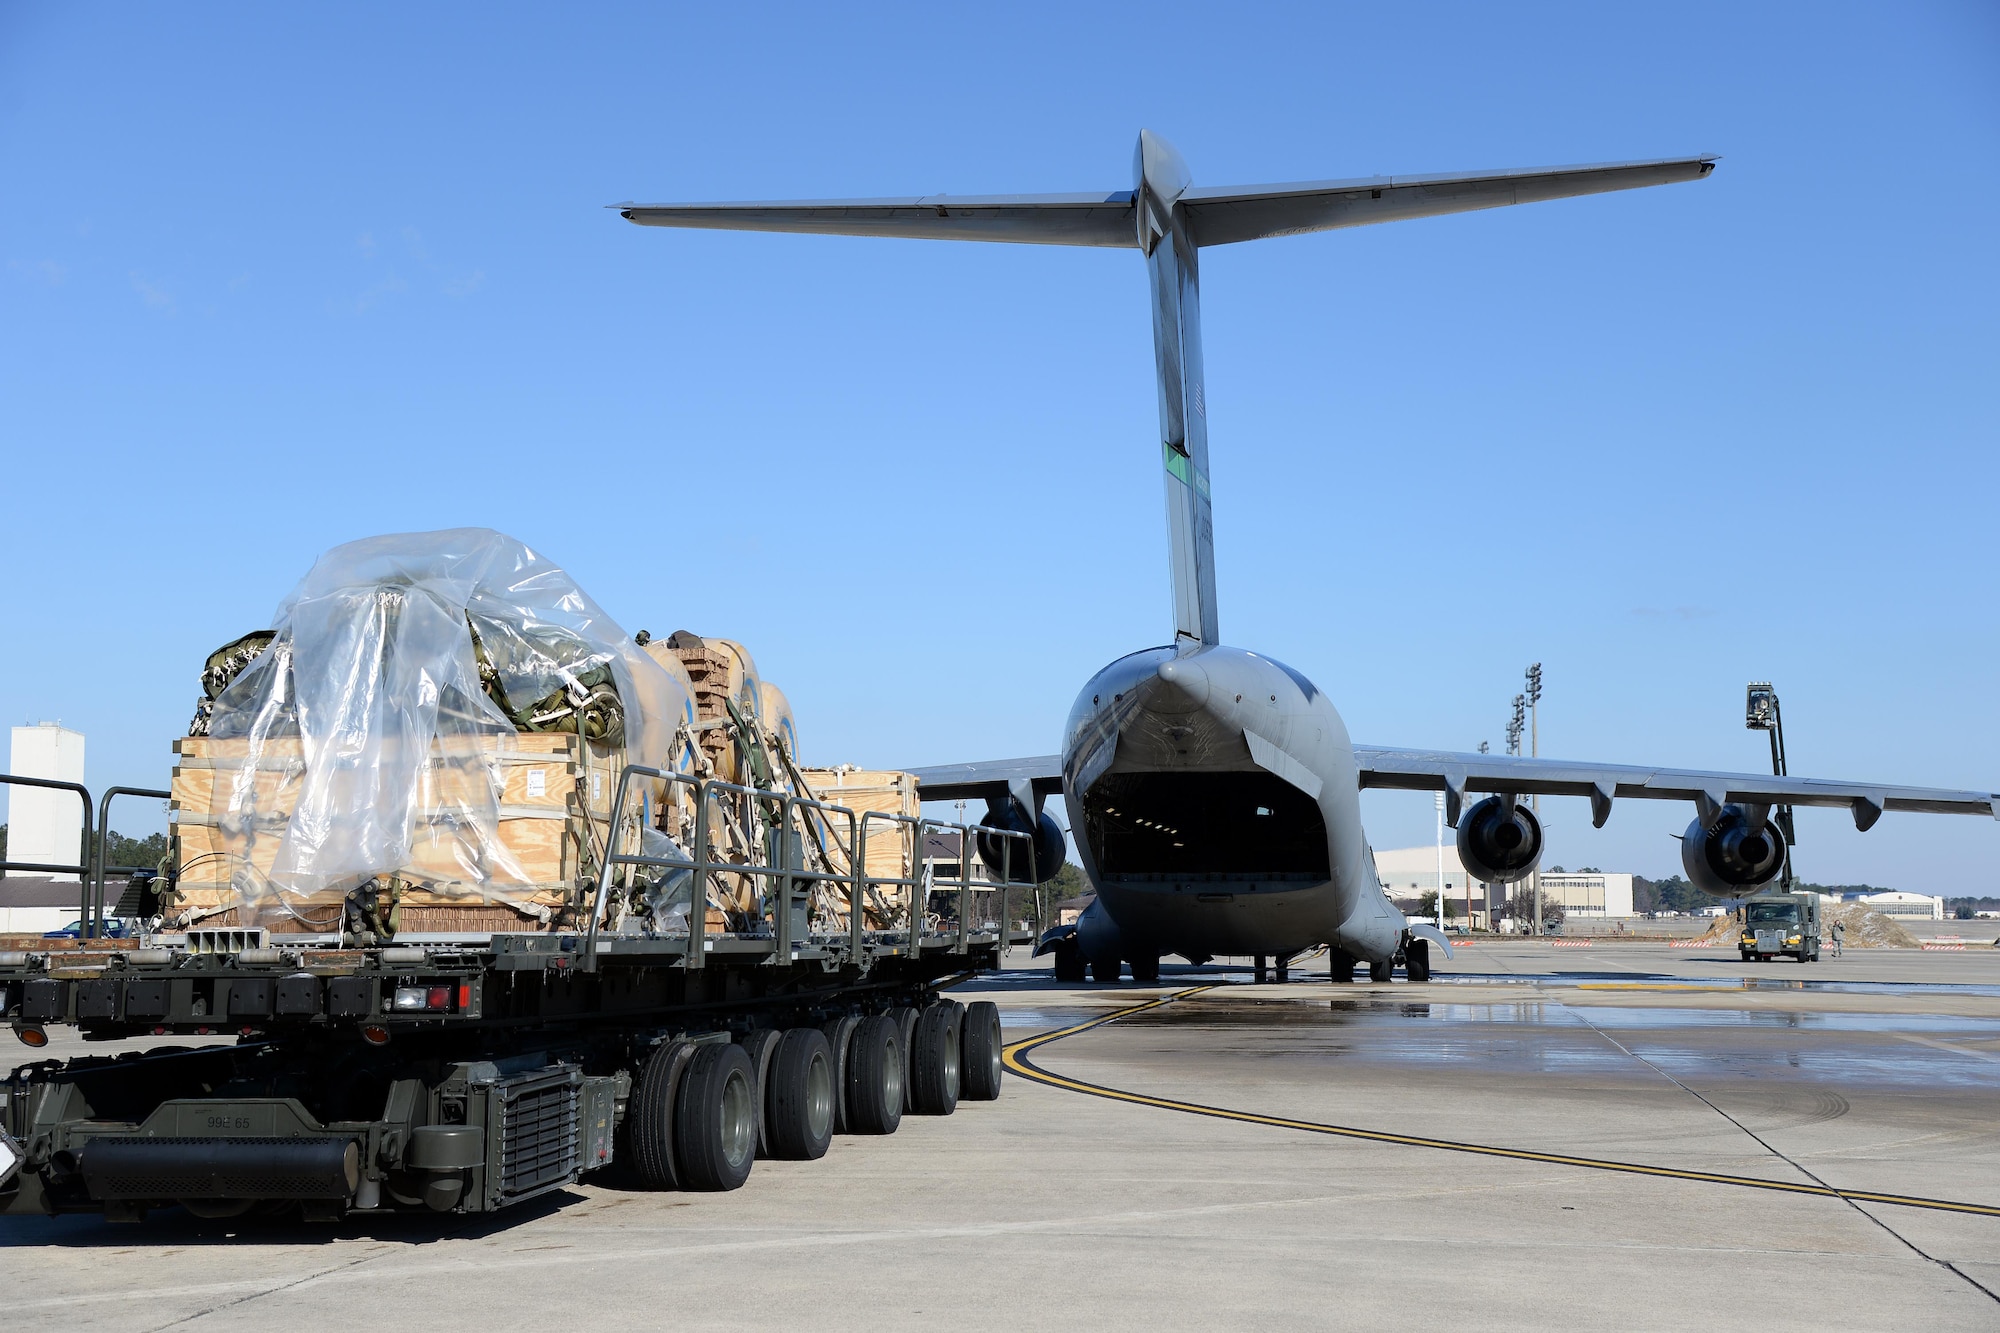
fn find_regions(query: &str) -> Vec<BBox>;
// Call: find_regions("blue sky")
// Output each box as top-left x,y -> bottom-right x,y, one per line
3,2 -> 1995,890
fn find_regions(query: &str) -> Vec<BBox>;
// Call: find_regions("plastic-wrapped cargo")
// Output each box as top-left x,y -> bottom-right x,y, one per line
171,529 -> 695,933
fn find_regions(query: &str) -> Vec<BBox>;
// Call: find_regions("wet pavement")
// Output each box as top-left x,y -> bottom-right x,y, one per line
5,941 -> 1998,1330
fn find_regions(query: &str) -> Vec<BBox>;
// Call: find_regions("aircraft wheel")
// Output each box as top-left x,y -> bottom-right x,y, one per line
1405,939 -> 1432,982
1369,957 -> 1393,982
820,1015 -> 862,1133
764,1027 -> 835,1160
739,1028 -> 783,1158
1254,955 -> 1268,984
844,1015 -> 905,1135
961,1000 -> 1003,1100
1053,945 -> 1087,984
910,1003 -> 962,1115
626,1038 -> 696,1189
1328,949 -> 1356,983
1127,954 -> 1160,984
1089,956 -> 1122,984
674,1042 -> 757,1191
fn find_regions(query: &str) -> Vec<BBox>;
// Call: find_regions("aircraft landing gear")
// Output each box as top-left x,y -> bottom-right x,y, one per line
1368,957 -> 1393,982
1127,954 -> 1160,984
1053,943 -> 1086,984
1090,956 -> 1122,984
1404,939 -> 1432,982
1329,949 -> 1356,983
1276,952 -> 1292,982
1254,955 -> 1268,984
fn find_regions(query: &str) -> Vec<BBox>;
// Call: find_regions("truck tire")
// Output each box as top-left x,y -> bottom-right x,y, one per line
821,1015 -> 862,1134
674,1042 -> 757,1191
889,1006 -> 920,1112
765,1027 -> 835,1161
740,1028 -> 783,1158
1053,945 -> 1086,983
961,1000 -> 1003,1101
627,1039 -> 697,1189
910,1002 -> 961,1115
845,1015 -> 905,1135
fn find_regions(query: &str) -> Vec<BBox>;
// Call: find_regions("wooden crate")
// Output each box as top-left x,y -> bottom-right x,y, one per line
169,731 -> 631,930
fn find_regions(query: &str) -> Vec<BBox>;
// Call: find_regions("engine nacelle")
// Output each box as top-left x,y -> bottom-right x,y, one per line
975,801 -> 1067,884
1681,804 -> 1785,896
1455,796 -> 1544,884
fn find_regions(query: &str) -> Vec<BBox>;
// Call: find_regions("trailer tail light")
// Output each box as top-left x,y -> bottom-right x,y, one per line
361,1024 -> 392,1046
392,985 -> 455,1013
12,1023 -> 47,1049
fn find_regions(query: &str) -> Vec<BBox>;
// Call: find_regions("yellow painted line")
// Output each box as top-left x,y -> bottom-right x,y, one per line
1001,987 -> 2000,1220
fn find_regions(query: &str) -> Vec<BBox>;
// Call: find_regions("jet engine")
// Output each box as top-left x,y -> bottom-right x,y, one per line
976,800 -> 1067,884
1455,796 -> 1544,884
1681,804 -> 1785,896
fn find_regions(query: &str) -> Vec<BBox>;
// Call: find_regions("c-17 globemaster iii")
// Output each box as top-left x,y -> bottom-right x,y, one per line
620,131 -> 1999,984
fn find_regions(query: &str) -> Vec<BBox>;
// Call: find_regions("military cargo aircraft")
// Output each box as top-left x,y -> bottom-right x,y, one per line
620,133 -> 1998,983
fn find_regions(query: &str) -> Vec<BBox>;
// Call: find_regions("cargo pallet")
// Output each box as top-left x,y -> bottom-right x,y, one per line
0,769 -> 1033,1222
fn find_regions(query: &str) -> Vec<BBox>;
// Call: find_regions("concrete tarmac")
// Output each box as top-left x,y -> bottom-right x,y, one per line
6,941 -> 1999,1330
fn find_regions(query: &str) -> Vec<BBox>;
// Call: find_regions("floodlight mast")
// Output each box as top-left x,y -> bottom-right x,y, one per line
1745,682 -> 1795,889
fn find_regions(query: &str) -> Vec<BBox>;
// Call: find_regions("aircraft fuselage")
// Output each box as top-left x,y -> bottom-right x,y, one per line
1061,645 -> 1405,965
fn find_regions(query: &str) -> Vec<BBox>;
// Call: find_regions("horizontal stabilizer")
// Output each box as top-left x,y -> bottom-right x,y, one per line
1181,156 -> 1717,246
619,193 -> 1137,248
617,156 -> 1715,251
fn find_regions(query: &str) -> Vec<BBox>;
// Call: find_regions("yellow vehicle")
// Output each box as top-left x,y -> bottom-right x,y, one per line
1739,892 -> 1821,963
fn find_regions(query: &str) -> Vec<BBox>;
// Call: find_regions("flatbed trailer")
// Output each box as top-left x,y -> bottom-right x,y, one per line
0,770 -> 1033,1223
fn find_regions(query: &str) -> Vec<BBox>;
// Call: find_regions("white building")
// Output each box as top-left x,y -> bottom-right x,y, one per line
7,724 -> 87,881
1856,890 -> 1945,921
1369,845 -> 1635,921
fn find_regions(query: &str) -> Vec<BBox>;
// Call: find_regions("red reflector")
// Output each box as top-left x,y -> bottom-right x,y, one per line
14,1025 -> 48,1049
362,1024 -> 392,1046
457,983 -> 472,1010
426,985 -> 451,1010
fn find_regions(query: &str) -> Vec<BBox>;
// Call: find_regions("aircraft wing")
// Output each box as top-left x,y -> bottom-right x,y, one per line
1181,156 -> 1717,246
616,155 -> 1714,251
1352,744 -> 2000,832
904,756 -> 1065,802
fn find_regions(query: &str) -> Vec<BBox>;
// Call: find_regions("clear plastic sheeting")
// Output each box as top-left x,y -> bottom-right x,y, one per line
205,529 -> 693,924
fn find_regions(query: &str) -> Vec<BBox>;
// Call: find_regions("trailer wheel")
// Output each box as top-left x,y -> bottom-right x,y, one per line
675,1043 -> 757,1191
765,1028 -> 835,1160
740,1028 -> 784,1158
845,1015 -> 905,1135
961,1000 -> 1003,1101
627,1039 -> 697,1189
911,1003 -> 961,1115
820,1015 -> 862,1134
889,1006 -> 920,1112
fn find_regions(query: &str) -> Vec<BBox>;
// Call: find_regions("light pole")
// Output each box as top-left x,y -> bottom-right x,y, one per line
1526,663 -> 1543,936
1434,791 -> 1446,931
1474,741 -> 1489,929
1507,694 -> 1526,934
